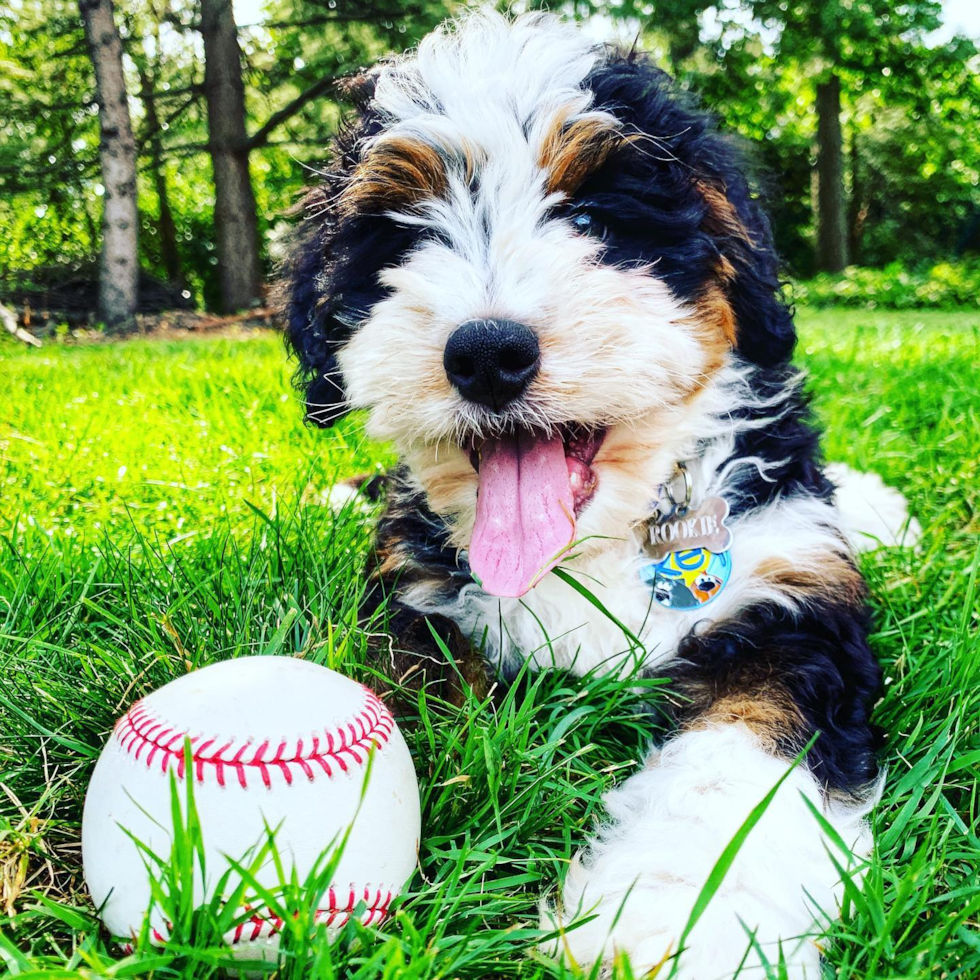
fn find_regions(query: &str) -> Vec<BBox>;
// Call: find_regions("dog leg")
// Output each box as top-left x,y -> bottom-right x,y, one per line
545,722 -> 873,978
826,462 -> 921,552
544,589 -> 881,978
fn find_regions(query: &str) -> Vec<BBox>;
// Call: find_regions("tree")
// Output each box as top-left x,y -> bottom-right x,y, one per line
815,72 -> 847,271
79,0 -> 139,332
845,38 -> 980,265
194,0 -> 450,313
131,0 -> 185,289
199,0 -> 262,313
644,0 -> 945,271
749,0 -> 944,271
3,0 -> 970,326
0,2 -> 103,276
1,0 -> 453,317
137,64 -> 184,288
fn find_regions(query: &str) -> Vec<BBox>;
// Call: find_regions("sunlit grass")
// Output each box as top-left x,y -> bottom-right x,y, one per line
1,310 -> 978,978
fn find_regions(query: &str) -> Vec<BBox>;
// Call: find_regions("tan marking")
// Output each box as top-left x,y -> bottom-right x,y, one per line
373,529 -> 410,578
695,692 -> 807,751
716,254 -> 737,282
372,508 -> 421,578
539,116 -> 623,196
695,179 -> 755,246
687,182 -> 748,350
692,285 -> 738,350
667,298 -> 732,411
342,136 -> 447,214
419,457 -> 477,518
756,552 -> 866,608
377,546 -> 406,578
673,659 -> 808,751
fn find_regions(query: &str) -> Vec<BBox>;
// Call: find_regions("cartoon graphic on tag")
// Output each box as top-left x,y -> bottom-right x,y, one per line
640,547 -> 733,610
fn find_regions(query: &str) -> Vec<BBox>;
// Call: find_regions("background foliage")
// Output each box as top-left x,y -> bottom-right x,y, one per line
1,0 -> 977,318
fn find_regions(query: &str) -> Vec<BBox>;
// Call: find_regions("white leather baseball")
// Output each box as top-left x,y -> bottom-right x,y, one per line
82,657 -> 421,951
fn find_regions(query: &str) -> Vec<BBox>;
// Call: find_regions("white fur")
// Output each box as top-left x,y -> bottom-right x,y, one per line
543,724 -> 873,979
324,482 -> 362,511
826,463 -> 921,552
338,10 -> 718,460
370,10 -> 603,147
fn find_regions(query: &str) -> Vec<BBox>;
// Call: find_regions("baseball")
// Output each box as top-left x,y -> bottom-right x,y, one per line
82,657 -> 420,953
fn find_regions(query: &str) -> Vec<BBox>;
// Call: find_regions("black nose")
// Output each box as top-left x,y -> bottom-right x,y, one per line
443,318 -> 540,410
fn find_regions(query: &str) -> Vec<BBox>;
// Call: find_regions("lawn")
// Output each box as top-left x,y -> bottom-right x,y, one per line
1,310 -> 978,979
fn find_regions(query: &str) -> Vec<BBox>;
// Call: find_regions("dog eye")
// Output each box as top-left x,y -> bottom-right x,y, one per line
570,211 -> 607,241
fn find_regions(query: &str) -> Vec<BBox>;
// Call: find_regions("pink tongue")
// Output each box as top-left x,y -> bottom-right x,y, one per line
469,431 -> 576,598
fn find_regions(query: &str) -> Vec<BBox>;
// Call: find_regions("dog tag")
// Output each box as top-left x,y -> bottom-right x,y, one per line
644,496 -> 732,562
640,496 -> 734,611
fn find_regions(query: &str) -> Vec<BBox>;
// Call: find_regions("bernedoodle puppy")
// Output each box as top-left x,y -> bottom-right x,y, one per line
281,10 -> 917,976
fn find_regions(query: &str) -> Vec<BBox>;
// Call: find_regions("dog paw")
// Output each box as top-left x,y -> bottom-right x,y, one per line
542,867 -> 821,979
826,462 -> 922,552
541,724 -> 873,979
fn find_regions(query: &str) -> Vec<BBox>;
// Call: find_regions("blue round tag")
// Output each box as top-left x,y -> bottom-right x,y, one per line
640,547 -> 732,610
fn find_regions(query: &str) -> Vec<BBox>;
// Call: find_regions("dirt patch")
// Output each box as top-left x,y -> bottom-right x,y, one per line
3,305 -> 281,346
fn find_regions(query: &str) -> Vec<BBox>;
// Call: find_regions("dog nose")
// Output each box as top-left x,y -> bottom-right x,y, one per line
443,318 -> 540,410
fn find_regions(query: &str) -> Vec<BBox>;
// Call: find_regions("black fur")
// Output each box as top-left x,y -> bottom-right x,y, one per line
721,366 -> 836,519
281,107 -> 419,426
572,58 -> 832,511
366,467 -> 471,632
578,57 -> 796,367
662,594 -> 882,793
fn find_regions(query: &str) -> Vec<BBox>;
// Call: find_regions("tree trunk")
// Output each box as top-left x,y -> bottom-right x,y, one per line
199,0 -> 262,313
79,0 -> 139,333
137,66 -> 184,287
847,130 -> 868,266
815,73 -> 848,273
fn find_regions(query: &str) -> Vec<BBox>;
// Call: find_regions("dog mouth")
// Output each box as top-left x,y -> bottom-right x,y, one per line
465,424 -> 606,598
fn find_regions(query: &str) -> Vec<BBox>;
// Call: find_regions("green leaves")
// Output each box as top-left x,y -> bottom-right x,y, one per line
793,260 -> 980,310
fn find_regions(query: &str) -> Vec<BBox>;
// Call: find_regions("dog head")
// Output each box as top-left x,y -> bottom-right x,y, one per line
282,10 -> 795,598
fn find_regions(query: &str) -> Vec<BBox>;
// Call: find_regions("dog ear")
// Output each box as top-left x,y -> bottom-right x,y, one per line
585,56 -> 796,368
335,68 -> 377,110
279,191 -> 349,428
693,170 -> 797,368
281,88 -> 400,428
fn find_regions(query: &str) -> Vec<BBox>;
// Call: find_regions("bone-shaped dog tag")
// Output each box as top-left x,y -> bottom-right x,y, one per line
645,496 -> 732,562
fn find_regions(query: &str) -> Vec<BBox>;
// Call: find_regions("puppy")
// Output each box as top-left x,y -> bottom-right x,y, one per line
282,10 -> 911,976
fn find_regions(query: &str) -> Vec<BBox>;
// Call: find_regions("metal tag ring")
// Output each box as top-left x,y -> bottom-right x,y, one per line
664,461 -> 693,517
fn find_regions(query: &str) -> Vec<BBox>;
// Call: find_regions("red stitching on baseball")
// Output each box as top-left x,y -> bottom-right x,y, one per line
114,686 -> 393,790
226,888 -> 394,944
124,887 -> 396,949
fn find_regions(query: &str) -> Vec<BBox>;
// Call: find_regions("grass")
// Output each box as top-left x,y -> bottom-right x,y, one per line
0,308 -> 978,978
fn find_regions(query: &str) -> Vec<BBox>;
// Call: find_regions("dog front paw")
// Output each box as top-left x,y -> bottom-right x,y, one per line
541,725 -> 873,979
542,855 -> 821,979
